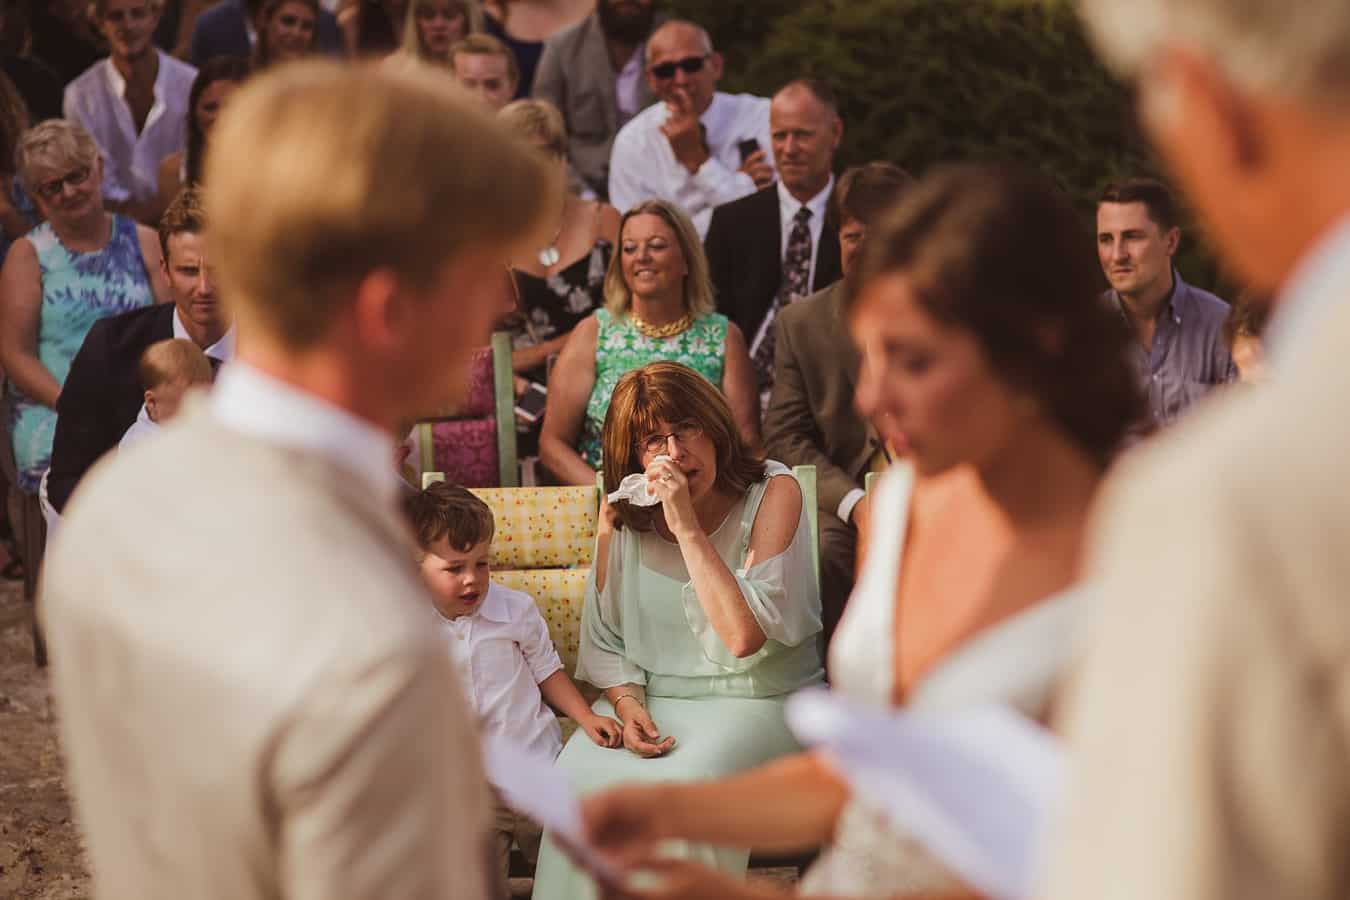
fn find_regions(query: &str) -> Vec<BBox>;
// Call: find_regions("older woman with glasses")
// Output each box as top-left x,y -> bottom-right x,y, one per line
0,120 -> 166,501
531,360 -> 823,900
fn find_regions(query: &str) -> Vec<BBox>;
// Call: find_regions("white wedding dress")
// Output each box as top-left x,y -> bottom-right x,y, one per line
799,464 -> 1081,896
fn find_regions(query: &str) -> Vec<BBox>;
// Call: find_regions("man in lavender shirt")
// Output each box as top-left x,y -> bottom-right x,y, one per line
1097,177 -> 1235,426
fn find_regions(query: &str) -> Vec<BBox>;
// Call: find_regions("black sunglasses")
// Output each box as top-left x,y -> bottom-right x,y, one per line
650,55 -> 709,80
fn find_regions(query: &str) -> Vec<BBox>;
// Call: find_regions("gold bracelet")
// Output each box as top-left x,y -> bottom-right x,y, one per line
612,693 -> 642,719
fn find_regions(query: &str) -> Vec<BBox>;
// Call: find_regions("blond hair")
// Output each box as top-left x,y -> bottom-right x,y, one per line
139,339 -> 213,391
15,120 -> 99,194
498,98 -> 566,158
1079,0 -> 1350,111
203,60 -> 555,348
401,0 -> 483,63
448,33 -> 519,88
603,199 -> 715,319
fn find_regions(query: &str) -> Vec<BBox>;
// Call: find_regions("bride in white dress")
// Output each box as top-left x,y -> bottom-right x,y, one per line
572,165 -> 1144,900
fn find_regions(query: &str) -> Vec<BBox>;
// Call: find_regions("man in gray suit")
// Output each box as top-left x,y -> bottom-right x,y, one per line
41,61 -> 557,900
1044,1 -> 1350,899
533,0 -> 657,199
764,162 -> 911,650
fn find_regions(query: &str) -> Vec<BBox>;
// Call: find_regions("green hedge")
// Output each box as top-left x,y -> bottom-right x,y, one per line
668,0 -> 1223,290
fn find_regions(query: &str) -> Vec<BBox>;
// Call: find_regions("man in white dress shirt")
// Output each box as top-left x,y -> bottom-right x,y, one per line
607,19 -> 775,238
41,61 -> 558,900
63,0 -> 196,220
1043,2 -> 1350,899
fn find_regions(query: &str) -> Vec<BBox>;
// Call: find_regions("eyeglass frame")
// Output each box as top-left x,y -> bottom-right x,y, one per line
648,54 -> 711,81
34,165 -> 94,201
637,421 -> 704,456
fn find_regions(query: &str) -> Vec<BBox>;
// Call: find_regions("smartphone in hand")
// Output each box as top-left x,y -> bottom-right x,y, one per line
737,138 -> 760,163
514,381 -> 548,425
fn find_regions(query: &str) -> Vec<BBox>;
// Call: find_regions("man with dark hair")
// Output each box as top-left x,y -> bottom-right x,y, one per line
1097,177 -> 1235,425
763,161 -> 911,651
45,187 -> 233,516
532,0 -> 658,200
705,78 -> 844,401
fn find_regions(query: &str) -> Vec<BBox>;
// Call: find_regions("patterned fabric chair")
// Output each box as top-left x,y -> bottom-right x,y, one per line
414,332 -> 519,488
421,476 -> 599,678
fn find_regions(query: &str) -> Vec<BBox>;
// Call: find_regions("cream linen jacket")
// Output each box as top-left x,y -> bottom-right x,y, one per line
1043,287 -> 1350,898
42,406 -> 495,899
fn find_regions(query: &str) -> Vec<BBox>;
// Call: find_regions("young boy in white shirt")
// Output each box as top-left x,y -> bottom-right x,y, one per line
406,482 -> 621,892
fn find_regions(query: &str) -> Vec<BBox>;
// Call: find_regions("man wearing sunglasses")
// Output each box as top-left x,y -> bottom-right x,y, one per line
64,0 -> 197,224
608,19 -> 773,239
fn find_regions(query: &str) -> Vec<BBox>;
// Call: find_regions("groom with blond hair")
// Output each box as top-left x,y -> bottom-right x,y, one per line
42,61 -> 559,900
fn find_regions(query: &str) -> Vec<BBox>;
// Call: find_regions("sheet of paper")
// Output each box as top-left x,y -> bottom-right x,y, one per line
786,689 -> 1062,900
480,736 -> 624,888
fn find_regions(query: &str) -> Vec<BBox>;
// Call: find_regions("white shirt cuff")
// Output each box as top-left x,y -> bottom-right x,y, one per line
837,488 -> 866,525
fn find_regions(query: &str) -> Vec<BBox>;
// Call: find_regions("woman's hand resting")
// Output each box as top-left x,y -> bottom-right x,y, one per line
620,703 -> 676,758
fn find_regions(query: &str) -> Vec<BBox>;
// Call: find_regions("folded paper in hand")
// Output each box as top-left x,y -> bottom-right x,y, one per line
786,689 -> 1063,900
480,735 -> 623,888
606,455 -> 672,507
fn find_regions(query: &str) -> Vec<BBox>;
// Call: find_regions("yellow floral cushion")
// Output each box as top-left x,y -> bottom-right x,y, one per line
470,486 -> 599,568
492,567 -> 589,674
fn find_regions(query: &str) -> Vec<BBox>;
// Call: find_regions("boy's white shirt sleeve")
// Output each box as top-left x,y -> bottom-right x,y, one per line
514,593 -> 564,685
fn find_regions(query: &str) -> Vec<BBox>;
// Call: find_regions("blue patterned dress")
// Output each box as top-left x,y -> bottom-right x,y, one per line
577,309 -> 729,468
6,215 -> 155,492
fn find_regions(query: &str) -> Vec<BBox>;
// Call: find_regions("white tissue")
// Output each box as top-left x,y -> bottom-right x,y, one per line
606,455 -> 671,506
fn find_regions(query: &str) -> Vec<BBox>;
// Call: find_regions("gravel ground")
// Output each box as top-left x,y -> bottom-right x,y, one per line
0,571 -> 90,900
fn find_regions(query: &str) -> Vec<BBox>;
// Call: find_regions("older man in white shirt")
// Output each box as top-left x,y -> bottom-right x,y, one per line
608,19 -> 774,238
63,0 -> 195,219
41,61 -> 559,900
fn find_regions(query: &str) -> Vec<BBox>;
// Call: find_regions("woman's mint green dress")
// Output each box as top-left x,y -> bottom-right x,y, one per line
531,462 -> 824,900
577,309 -> 729,469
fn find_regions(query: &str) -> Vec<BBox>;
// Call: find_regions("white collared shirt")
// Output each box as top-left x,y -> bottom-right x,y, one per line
118,404 -> 158,453
172,307 -> 236,364
609,91 -> 773,238
1266,213 -> 1350,375
776,174 -> 835,291
439,580 -> 564,762
210,362 -> 401,510
63,51 -> 197,205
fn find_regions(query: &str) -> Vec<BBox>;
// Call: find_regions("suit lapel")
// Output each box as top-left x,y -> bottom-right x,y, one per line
585,16 -> 620,134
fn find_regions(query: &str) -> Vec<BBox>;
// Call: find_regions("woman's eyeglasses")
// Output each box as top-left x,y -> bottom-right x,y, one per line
639,422 -> 703,456
649,55 -> 709,80
35,166 -> 93,201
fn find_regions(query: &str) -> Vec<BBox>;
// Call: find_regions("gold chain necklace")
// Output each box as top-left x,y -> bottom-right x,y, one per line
630,310 -> 694,339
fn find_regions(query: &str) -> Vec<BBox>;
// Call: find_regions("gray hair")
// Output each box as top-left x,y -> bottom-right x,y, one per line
1078,0 -> 1350,110
15,120 -> 100,193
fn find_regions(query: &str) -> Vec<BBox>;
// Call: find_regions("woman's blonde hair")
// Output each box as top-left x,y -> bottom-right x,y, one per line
602,361 -> 765,532
498,98 -> 566,158
400,0 -> 483,64
204,60 -> 557,349
15,120 -> 99,194
602,199 -> 715,319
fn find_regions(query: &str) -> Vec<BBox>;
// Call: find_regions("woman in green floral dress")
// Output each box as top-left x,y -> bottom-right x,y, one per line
539,199 -> 759,485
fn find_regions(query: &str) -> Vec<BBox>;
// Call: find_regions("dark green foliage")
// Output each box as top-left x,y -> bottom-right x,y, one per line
665,0 -> 1223,290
